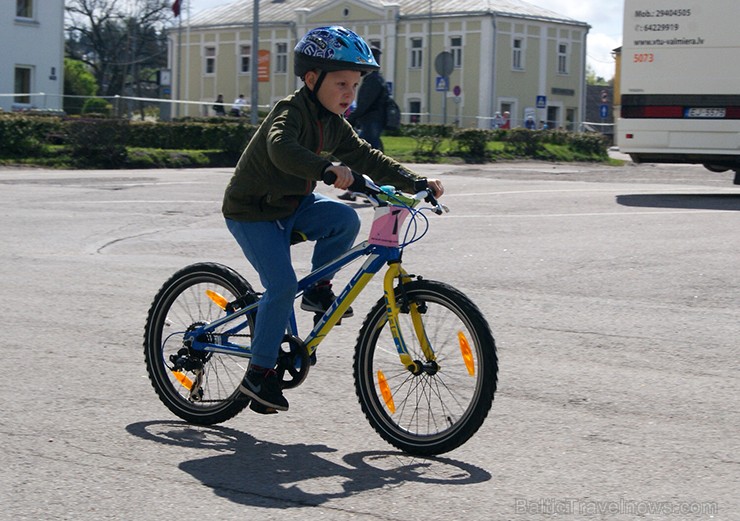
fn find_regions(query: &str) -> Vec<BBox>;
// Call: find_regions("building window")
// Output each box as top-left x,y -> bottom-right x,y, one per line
500,102 -> 513,126
409,100 -> 421,123
512,38 -> 524,70
450,36 -> 462,68
410,38 -> 423,69
369,39 -> 381,53
240,45 -> 251,73
566,108 -> 575,131
558,43 -> 569,74
204,47 -> 216,75
275,43 -> 288,73
16,0 -> 33,18
368,40 -> 382,67
14,66 -> 32,104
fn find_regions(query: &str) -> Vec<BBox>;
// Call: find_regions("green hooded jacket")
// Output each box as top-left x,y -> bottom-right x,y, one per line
222,87 -> 422,222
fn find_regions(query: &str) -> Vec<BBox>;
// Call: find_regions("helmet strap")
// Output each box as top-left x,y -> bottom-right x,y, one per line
312,70 -> 328,97
306,70 -> 332,117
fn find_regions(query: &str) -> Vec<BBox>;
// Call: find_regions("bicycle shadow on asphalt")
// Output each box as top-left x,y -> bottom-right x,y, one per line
126,420 -> 491,508
616,193 -> 740,211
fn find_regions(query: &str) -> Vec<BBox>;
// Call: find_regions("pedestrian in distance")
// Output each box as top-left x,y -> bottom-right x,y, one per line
346,46 -> 386,151
341,46 -> 386,202
230,94 -> 246,117
501,111 -> 511,129
213,94 -> 226,116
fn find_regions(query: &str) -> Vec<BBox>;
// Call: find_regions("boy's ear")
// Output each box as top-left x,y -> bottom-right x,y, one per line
304,70 -> 318,90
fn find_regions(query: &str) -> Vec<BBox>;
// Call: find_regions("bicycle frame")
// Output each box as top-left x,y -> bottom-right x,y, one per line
183,209 -> 435,371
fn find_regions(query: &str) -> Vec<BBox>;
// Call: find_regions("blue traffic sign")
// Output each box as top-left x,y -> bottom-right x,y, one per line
536,95 -> 547,109
435,76 -> 449,91
600,104 -> 609,119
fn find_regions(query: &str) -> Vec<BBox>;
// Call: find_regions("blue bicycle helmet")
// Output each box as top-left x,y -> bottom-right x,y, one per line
294,26 -> 380,78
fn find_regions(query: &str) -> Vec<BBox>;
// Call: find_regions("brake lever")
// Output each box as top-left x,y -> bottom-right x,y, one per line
424,190 -> 449,215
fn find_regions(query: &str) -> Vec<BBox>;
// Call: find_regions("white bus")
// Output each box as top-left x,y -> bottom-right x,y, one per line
618,0 -> 740,184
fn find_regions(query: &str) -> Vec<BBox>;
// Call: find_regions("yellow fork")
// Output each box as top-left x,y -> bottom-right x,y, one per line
382,264 -> 437,369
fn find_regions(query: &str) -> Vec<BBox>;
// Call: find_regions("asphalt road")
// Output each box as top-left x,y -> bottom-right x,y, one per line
1,159 -> 737,520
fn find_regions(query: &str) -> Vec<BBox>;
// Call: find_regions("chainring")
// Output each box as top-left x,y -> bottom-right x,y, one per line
275,335 -> 311,389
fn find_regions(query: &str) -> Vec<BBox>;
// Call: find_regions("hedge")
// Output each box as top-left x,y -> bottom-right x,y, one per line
0,114 -> 63,157
0,112 -> 609,167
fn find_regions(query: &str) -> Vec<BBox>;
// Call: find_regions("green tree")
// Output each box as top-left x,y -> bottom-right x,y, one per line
586,63 -> 612,86
63,58 -> 99,115
66,0 -> 170,117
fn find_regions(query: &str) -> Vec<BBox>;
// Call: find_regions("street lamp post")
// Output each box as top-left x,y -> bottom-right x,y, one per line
175,11 -> 182,118
427,0 -> 432,123
250,0 -> 259,125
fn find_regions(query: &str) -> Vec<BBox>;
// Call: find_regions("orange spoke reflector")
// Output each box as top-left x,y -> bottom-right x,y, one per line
205,289 -> 228,310
458,331 -> 475,376
172,370 -> 193,390
377,370 -> 396,414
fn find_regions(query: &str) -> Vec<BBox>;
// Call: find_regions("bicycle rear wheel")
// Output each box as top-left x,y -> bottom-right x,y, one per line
354,279 -> 497,455
144,262 -> 257,425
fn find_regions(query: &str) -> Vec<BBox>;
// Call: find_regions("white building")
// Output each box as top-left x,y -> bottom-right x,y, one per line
0,0 -> 65,112
169,0 -> 589,129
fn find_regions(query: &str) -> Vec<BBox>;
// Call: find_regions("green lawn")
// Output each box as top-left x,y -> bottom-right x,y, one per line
0,133 -> 614,168
382,135 -> 611,164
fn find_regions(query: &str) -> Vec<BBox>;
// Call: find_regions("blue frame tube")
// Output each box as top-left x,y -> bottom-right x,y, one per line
185,241 -> 402,357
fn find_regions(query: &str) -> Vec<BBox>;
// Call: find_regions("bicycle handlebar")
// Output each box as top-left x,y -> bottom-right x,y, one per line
321,170 -> 378,194
322,170 -> 447,215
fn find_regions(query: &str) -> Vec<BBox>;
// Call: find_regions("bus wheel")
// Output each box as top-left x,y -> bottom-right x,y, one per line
703,164 -> 729,173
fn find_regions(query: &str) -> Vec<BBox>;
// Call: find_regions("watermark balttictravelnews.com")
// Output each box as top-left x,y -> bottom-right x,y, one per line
514,498 -> 719,516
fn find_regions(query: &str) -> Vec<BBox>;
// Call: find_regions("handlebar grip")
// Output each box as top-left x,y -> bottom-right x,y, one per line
413,178 -> 439,202
321,170 -> 337,185
322,170 -> 370,193
413,178 -> 429,193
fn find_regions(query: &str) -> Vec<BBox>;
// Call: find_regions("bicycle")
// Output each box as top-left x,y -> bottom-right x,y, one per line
143,173 -> 498,456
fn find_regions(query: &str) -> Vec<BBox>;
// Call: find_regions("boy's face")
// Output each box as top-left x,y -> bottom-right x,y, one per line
306,69 -> 362,115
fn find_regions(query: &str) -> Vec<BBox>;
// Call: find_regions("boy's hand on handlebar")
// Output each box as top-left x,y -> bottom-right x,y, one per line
427,179 -> 444,198
324,165 -> 354,190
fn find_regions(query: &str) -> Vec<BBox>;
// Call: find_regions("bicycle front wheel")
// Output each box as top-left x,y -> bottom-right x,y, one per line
144,262 -> 257,425
354,279 -> 497,456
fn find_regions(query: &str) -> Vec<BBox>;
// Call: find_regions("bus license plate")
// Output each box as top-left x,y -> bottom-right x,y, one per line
685,108 -> 726,118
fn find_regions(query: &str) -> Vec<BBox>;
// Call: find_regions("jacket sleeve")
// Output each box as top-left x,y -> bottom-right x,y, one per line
332,120 -> 423,193
264,102 -> 331,180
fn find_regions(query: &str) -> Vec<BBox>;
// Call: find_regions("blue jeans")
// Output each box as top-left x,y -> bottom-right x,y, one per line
358,120 -> 384,151
225,192 -> 360,368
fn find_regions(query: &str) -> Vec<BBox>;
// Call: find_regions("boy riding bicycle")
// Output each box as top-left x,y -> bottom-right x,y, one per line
222,26 -> 444,413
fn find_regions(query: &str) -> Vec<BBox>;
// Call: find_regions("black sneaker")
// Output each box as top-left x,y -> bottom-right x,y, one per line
239,368 -> 289,412
301,284 -> 353,317
249,401 -> 278,415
